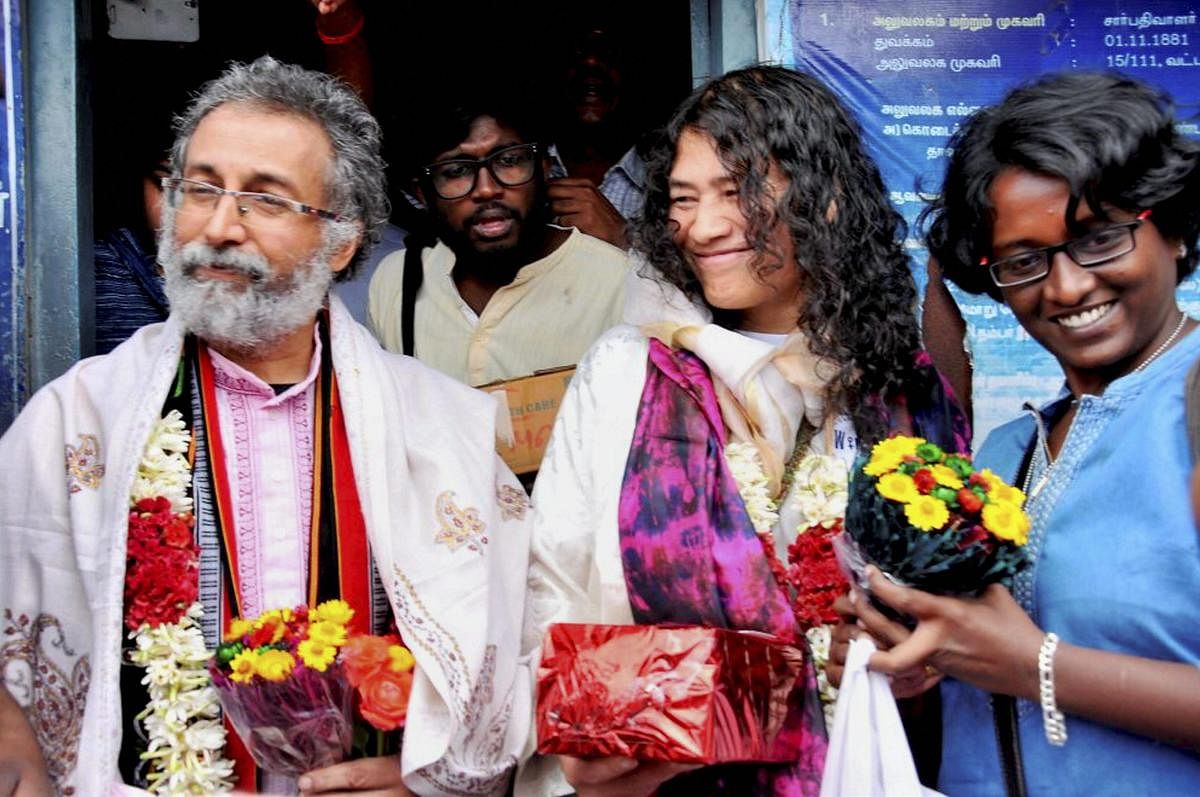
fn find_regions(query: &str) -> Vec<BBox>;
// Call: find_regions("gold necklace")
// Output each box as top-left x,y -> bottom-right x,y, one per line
778,424 -> 814,497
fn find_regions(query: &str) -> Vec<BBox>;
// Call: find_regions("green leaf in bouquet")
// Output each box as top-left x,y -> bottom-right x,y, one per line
844,454 -> 1031,596
216,641 -> 244,666
944,455 -> 973,479
915,442 -> 944,463
930,486 -> 958,506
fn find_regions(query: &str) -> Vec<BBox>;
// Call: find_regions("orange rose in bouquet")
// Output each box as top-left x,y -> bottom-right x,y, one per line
209,600 -> 416,776
341,634 -> 416,731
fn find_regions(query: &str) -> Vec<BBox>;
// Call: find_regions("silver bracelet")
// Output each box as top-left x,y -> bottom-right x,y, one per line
1037,632 -> 1068,746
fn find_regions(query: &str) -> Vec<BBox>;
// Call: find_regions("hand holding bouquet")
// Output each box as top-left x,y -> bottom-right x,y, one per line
838,435 -> 1030,600
821,437 -> 1032,797
208,600 -> 415,777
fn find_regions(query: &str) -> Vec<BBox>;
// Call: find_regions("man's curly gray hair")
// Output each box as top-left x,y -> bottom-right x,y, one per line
170,55 -> 390,280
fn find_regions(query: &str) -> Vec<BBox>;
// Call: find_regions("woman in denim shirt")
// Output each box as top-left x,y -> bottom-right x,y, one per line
831,72 -> 1200,796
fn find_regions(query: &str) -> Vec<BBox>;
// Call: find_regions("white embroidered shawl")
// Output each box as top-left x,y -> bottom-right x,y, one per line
0,297 -> 533,796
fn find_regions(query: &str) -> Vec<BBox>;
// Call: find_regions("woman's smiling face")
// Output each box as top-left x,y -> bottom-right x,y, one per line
990,168 -> 1183,395
667,128 -> 804,333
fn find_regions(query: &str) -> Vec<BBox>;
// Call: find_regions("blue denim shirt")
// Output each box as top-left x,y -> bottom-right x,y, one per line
939,327 -> 1200,796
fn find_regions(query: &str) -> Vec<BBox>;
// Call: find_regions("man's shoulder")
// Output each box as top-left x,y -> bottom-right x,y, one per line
369,242 -> 452,295
368,246 -> 407,293
556,229 -> 630,276
563,229 -> 629,261
335,308 -> 493,406
68,322 -> 173,382
11,321 -> 176,432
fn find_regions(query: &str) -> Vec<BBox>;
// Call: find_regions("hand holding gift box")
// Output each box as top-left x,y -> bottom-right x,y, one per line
536,623 -> 810,766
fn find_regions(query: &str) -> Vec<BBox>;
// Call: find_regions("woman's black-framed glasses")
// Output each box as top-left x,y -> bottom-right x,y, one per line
982,209 -> 1151,288
162,177 -> 345,225
422,143 -> 540,200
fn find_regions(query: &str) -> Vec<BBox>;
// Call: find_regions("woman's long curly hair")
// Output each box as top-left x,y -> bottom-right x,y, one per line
631,65 -> 921,444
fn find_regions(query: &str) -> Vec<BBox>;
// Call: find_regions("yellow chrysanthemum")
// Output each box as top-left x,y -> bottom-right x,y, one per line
863,436 -> 922,476
930,464 -> 964,490
313,599 -> 355,626
308,620 -> 349,647
255,608 -> 293,626
982,502 -> 1030,546
388,645 -> 416,673
989,482 -> 1027,508
229,649 -> 258,684
877,472 -> 920,503
883,436 -> 922,457
863,450 -> 902,477
976,468 -> 1006,493
254,649 -> 296,682
904,494 -> 951,531
225,618 -> 253,642
298,637 -> 338,672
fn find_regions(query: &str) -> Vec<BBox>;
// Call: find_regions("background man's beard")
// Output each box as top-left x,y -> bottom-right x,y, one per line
436,197 -> 550,274
159,212 -> 335,351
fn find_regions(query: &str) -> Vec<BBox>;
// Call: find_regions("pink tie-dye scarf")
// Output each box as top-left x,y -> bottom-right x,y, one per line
618,339 -> 827,796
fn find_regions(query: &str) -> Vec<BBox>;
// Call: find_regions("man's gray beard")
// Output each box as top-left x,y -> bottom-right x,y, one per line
159,210 -> 336,352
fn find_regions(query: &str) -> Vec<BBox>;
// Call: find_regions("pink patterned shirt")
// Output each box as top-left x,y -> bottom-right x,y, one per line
208,332 -> 321,619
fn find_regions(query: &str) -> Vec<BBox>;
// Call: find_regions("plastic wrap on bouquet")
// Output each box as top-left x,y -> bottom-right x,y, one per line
209,662 -> 354,777
839,439 -> 1030,598
536,623 -> 810,764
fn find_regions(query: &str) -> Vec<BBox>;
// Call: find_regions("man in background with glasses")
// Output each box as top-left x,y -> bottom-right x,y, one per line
367,89 -> 628,388
0,57 -> 532,796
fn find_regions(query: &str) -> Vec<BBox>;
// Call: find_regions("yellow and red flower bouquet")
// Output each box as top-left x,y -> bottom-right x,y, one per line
208,600 -> 414,777
837,435 -> 1031,598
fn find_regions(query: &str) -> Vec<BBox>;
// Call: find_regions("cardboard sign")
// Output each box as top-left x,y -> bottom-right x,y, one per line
483,366 -> 575,475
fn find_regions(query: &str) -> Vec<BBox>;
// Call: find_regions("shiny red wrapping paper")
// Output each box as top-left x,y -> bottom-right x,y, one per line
536,623 -> 807,764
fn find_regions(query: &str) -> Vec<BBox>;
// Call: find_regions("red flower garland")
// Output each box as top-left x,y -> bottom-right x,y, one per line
755,519 -> 850,632
124,496 -> 200,631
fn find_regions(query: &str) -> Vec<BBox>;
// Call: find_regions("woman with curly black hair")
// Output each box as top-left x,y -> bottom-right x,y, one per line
520,65 -> 968,796
833,71 -> 1200,796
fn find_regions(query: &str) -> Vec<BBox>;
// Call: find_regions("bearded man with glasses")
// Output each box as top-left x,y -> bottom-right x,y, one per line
367,89 -> 628,388
0,57 -> 533,796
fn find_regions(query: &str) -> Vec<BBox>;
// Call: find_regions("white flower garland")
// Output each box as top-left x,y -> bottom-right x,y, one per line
805,624 -> 839,729
785,452 -> 849,530
724,442 -> 779,534
722,441 -> 848,542
724,440 -> 847,723
129,409 -> 235,795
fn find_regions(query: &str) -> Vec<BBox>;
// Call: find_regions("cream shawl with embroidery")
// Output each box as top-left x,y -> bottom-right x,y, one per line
0,297 -> 532,796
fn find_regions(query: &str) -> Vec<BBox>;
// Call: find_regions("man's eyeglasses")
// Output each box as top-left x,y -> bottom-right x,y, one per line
422,143 -> 540,200
982,210 -> 1151,288
162,177 -> 345,226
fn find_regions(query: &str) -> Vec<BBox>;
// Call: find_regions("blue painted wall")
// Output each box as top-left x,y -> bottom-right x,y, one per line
0,0 -> 26,432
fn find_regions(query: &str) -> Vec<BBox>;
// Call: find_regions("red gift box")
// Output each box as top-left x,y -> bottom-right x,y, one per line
536,623 -> 808,764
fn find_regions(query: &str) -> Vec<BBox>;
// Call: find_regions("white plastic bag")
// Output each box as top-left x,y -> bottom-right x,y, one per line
819,637 -> 944,797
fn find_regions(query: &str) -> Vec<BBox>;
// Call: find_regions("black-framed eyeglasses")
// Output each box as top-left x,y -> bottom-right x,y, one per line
421,143 -> 540,200
982,210 -> 1151,288
162,177 -> 345,224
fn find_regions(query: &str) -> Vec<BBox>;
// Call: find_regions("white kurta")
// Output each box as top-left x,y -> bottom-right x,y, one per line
0,297 -> 534,796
